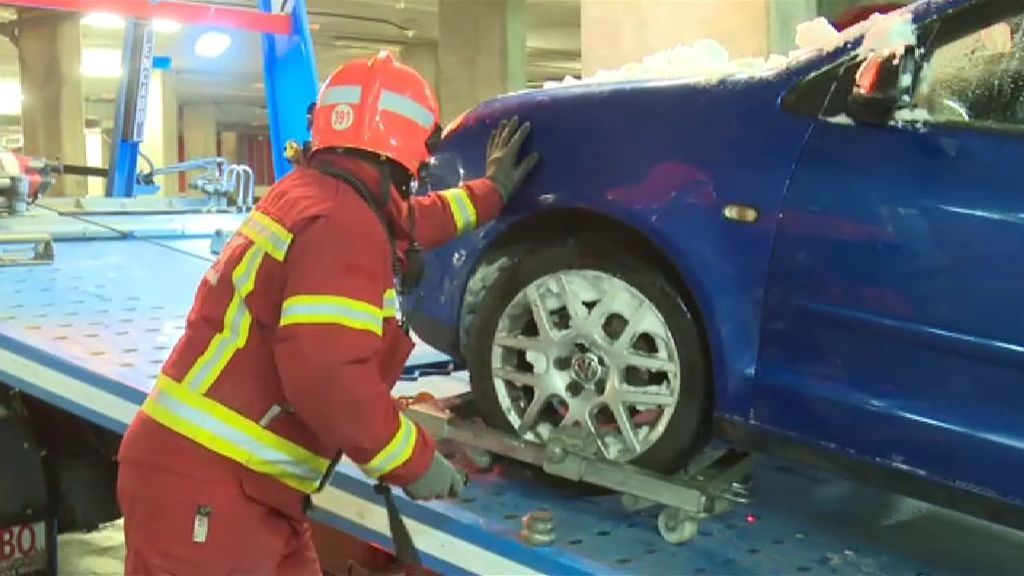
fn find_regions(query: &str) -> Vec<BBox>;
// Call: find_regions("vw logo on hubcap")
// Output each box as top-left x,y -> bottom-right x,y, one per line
570,352 -> 603,385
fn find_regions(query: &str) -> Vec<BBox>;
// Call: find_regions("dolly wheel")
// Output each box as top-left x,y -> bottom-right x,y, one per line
657,508 -> 700,545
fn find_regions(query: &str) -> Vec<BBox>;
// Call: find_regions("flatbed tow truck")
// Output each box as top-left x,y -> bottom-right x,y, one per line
1,1 -> 1023,575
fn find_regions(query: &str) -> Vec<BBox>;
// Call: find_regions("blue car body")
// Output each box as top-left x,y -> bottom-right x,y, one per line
406,0 -> 1024,524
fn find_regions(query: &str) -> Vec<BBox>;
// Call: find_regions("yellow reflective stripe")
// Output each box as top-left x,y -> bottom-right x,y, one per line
359,413 -> 418,479
182,245 -> 266,394
142,376 -> 331,493
238,212 -> 293,262
280,294 -> 384,336
440,188 -> 478,235
383,288 -> 399,319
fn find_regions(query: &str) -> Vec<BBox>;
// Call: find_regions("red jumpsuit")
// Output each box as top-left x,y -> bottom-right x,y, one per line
116,153 -> 502,575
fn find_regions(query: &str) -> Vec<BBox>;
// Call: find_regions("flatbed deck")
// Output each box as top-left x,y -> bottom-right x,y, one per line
2,211 -> 1022,575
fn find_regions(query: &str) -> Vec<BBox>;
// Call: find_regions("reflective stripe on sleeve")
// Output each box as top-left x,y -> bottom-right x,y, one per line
383,288 -> 399,319
182,244 -> 267,394
439,188 -> 478,235
280,294 -> 385,336
358,413 -> 418,479
142,375 -> 331,493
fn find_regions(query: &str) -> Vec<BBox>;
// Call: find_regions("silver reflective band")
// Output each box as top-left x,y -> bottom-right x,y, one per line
321,85 -> 363,106
379,90 -> 435,129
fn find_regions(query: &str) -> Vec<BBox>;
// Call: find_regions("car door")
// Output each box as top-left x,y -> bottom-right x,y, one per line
756,0 -> 1024,501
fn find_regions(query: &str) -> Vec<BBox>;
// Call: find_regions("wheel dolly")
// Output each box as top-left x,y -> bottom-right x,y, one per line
399,391 -> 755,545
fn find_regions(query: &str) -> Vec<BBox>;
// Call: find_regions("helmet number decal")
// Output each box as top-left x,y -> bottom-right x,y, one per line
331,104 -> 354,131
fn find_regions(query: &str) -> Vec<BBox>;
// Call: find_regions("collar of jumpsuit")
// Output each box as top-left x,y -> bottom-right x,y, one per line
308,149 -> 416,264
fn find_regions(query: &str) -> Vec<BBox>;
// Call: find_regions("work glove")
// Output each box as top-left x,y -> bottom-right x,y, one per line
485,116 -> 541,202
403,452 -> 466,501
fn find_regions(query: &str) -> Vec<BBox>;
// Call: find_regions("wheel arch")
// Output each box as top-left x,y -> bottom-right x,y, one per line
459,207 -> 718,421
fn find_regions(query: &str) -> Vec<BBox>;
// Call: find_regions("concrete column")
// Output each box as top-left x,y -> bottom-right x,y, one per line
16,9 -> 87,197
141,70 -> 180,195
401,42 -> 438,95
581,0 -> 772,77
437,0 -> 526,123
220,131 -> 238,164
770,0 -> 820,54
182,103 -> 217,161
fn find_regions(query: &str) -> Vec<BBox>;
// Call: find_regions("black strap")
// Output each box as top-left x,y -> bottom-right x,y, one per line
312,163 -> 423,569
374,481 -> 422,567
314,164 -> 403,281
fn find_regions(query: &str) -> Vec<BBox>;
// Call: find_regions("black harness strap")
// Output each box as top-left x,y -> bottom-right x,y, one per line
311,162 -> 422,569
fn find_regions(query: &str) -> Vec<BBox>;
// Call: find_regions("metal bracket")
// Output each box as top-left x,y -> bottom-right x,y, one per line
0,234 -> 54,266
402,394 -> 754,545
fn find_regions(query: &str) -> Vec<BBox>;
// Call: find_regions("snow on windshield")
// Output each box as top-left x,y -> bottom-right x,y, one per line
540,9 -> 918,89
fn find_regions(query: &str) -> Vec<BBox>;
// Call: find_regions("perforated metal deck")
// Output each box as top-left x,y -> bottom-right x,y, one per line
1,213 -> 1022,575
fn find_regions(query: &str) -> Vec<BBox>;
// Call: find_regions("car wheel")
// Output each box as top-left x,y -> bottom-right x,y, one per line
465,234 -> 710,474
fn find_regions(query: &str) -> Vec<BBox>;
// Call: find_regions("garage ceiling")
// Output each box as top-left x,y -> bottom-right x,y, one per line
0,0 -> 582,134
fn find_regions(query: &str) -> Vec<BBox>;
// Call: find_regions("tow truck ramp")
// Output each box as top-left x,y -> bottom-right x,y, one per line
1,212 -> 1022,575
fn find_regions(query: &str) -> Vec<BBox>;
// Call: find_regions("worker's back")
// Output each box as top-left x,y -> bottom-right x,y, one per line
119,156 -> 398,520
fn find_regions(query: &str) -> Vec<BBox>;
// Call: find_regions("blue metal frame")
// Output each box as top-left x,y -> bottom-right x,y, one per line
259,0 -> 320,181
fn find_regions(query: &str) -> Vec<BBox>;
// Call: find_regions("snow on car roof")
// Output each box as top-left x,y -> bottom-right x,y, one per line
539,9 -> 919,90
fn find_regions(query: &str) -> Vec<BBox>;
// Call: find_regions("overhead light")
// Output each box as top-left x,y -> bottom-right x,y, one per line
80,49 -> 122,78
153,19 -> 182,33
0,81 -> 23,116
81,12 -> 126,29
194,31 -> 231,58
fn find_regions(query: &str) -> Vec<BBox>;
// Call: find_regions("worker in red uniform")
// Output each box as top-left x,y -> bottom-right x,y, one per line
115,50 -> 539,575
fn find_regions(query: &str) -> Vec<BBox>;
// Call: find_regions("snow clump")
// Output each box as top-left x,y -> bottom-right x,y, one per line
542,10 -> 917,90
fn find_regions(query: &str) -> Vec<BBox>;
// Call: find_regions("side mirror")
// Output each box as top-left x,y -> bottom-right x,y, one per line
847,48 -> 919,124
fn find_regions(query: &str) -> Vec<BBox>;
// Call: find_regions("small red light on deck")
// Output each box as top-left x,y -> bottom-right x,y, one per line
746,514 -> 759,524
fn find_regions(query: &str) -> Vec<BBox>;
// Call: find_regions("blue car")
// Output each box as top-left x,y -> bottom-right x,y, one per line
404,0 -> 1024,528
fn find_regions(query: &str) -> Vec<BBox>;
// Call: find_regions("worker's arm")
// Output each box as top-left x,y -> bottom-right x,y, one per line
273,209 -> 434,487
395,116 -> 540,250
394,178 -> 504,250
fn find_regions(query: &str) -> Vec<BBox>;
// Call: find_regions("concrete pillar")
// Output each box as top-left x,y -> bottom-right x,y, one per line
401,42 -> 439,95
16,9 -> 87,197
581,0 -> 772,77
770,0 -> 820,54
141,70 -> 180,195
220,131 -> 238,164
182,103 -> 217,161
437,0 -> 526,123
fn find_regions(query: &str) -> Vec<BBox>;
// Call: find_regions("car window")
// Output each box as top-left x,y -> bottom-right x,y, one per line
912,11 -> 1024,129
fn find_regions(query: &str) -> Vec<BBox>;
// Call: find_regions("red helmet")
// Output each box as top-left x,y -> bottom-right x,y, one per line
310,51 -> 441,174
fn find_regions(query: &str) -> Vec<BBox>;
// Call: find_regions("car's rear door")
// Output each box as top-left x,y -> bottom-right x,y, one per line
756,0 -> 1024,502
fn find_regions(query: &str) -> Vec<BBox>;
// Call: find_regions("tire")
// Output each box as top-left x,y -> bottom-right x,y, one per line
464,233 -> 710,474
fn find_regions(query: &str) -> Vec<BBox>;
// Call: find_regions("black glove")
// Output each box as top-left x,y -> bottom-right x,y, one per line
485,116 -> 540,202
403,452 -> 466,501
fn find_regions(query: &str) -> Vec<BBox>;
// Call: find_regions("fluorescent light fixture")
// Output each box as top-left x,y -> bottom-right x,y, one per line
0,81 -> 23,116
194,31 -> 231,58
81,12 -> 126,29
153,19 -> 182,33
80,48 -> 123,78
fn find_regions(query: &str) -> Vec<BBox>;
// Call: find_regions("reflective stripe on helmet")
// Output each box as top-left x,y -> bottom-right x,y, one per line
279,294 -> 385,336
379,89 -> 436,129
321,85 -> 363,106
439,188 -> 478,235
142,375 -> 331,493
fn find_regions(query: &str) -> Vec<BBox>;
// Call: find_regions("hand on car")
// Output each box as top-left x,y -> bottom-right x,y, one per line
403,452 -> 466,501
485,115 -> 540,202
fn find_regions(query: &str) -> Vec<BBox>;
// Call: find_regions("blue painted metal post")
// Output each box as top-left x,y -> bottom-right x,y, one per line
259,0 -> 320,182
105,20 -> 156,198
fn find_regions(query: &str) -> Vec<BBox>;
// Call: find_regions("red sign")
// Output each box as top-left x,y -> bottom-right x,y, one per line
0,0 -> 293,35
